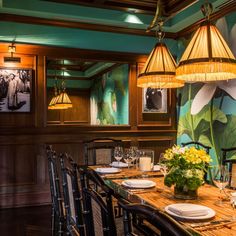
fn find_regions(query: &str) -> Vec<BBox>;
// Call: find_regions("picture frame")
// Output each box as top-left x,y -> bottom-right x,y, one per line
142,87 -> 168,113
0,68 -> 32,112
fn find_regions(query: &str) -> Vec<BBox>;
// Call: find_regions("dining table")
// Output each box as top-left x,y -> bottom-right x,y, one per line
89,165 -> 236,236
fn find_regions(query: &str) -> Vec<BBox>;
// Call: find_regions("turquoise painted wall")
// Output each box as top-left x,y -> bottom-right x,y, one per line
177,13 -> 236,165
90,64 -> 129,125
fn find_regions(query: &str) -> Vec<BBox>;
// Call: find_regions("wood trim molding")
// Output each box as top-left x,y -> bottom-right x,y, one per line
0,1 -> 235,41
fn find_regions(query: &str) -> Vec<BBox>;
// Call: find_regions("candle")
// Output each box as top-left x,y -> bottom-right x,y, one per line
139,157 -> 151,171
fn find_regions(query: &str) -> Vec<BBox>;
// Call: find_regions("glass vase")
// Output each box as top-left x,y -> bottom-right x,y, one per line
174,185 -> 198,200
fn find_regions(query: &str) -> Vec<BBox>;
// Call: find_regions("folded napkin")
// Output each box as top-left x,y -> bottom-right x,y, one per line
95,167 -> 119,173
124,179 -> 154,188
110,161 -> 128,167
153,165 -> 160,171
168,204 -> 209,217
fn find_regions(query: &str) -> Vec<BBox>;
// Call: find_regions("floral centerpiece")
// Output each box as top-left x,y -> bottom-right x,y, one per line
163,145 -> 211,199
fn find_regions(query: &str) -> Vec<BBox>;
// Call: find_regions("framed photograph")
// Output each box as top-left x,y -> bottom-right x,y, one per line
0,68 -> 32,112
142,87 -> 168,113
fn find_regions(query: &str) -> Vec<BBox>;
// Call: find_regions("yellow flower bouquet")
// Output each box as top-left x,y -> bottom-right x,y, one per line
163,145 -> 211,199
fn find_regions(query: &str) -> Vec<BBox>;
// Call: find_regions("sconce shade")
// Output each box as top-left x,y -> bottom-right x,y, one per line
176,21 -> 236,82
54,91 -> 72,109
137,42 -> 184,88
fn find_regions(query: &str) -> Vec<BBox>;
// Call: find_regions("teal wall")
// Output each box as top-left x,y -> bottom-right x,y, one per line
90,64 -> 129,125
177,13 -> 236,165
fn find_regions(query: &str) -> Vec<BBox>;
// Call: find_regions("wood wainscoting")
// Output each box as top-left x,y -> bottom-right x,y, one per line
0,43 -> 177,208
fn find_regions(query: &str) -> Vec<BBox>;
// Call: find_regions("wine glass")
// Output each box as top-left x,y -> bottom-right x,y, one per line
123,149 -> 133,169
114,146 -> 123,167
159,153 -> 168,177
159,153 -> 169,194
129,146 -> 138,169
211,165 -> 230,205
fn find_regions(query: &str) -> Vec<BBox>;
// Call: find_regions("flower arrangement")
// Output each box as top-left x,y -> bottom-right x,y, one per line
163,145 -> 211,199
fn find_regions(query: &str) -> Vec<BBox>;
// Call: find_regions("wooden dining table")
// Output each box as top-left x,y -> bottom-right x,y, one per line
90,165 -> 236,236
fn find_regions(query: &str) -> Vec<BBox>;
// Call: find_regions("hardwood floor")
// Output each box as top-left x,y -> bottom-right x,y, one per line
0,205 -> 51,236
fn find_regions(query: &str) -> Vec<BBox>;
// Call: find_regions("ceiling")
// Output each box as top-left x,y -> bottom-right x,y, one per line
0,0 -> 235,54
0,0 -> 236,85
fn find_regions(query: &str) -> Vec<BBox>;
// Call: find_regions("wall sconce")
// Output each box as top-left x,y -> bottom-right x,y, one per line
4,43 -> 21,63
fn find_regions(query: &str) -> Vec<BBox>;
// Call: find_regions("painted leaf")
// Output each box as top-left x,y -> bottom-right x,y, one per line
215,116 -> 236,156
178,83 -> 203,107
198,134 -> 212,147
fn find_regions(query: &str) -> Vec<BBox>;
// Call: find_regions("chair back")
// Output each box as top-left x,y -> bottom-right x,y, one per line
46,145 -> 65,236
118,198 -> 192,236
181,141 -> 211,154
60,153 -> 85,236
79,167 -> 117,236
83,138 -> 123,165
221,147 -> 236,188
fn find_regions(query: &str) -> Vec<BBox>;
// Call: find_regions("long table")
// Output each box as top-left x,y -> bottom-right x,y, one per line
90,166 -> 236,236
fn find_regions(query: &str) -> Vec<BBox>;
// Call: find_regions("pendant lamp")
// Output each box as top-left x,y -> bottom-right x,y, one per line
176,2 -> 236,82
48,61 -> 73,110
137,20 -> 185,88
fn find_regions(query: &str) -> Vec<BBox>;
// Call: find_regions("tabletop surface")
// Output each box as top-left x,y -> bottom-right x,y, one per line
90,165 -> 236,236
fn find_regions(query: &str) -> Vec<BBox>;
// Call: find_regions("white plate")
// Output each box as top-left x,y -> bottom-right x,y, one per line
95,167 -> 121,174
122,179 -> 156,189
165,203 -> 215,220
110,161 -> 128,168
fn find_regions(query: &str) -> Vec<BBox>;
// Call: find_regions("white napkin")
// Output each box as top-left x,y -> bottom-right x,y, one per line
153,165 -> 161,171
168,204 -> 209,217
110,161 -> 128,167
95,167 -> 119,173
124,179 -> 154,188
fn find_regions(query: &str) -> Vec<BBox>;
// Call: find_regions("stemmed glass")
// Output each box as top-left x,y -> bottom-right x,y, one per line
211,165 -> 230,205
129,146 -> 138,169
114,146 -> 124,167
159,153 -> 168,177
159,153 -> 169,194
123,149 -> 133,169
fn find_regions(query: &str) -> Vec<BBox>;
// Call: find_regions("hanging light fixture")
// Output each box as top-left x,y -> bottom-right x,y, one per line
176,2 -> 236,82
53,64 -> 72,109
48,60 -> 72,110
48,77 -> 59,110
137,1 -> 184,89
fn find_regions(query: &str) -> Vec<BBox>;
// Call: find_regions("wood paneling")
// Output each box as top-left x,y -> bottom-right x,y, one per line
0,42 -> 176,208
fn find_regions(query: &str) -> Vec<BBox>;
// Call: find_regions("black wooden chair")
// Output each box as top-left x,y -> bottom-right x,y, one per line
83,138 -> 123,165
181,141 -> 211,154
221,147 -> 236,189
79,167 -> 118,236
118,198 -> 192,236
46,145 -> 65,236
60,152 -> 86,236
181,141 -> 211,182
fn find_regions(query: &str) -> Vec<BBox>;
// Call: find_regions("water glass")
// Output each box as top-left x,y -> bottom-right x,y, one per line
114,146 -> 124,166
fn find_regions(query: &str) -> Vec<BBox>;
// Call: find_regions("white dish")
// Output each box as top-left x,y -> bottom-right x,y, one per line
165,203 -> 215,220
122,179 -> 156,189
95,167 -> 121,174
153,164 -> 161,171
110,161 -> 128,168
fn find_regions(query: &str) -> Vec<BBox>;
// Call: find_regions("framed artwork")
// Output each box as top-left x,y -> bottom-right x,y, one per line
142,87 -> 168,113
0,68 -> 32,112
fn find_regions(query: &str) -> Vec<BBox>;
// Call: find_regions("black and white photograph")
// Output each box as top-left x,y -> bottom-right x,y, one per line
0,68 -> 32,112
142,87 -> 167,113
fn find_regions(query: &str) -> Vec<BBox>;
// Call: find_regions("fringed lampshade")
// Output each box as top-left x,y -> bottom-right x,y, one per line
138,42 -> 185,88
176,3 -> 236,82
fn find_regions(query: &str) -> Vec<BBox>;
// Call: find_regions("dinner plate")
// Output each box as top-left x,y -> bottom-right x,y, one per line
95,167 -> 121,174
121,179 -> 156,189
165,203 -> 215,220
110,161 -> 128,168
